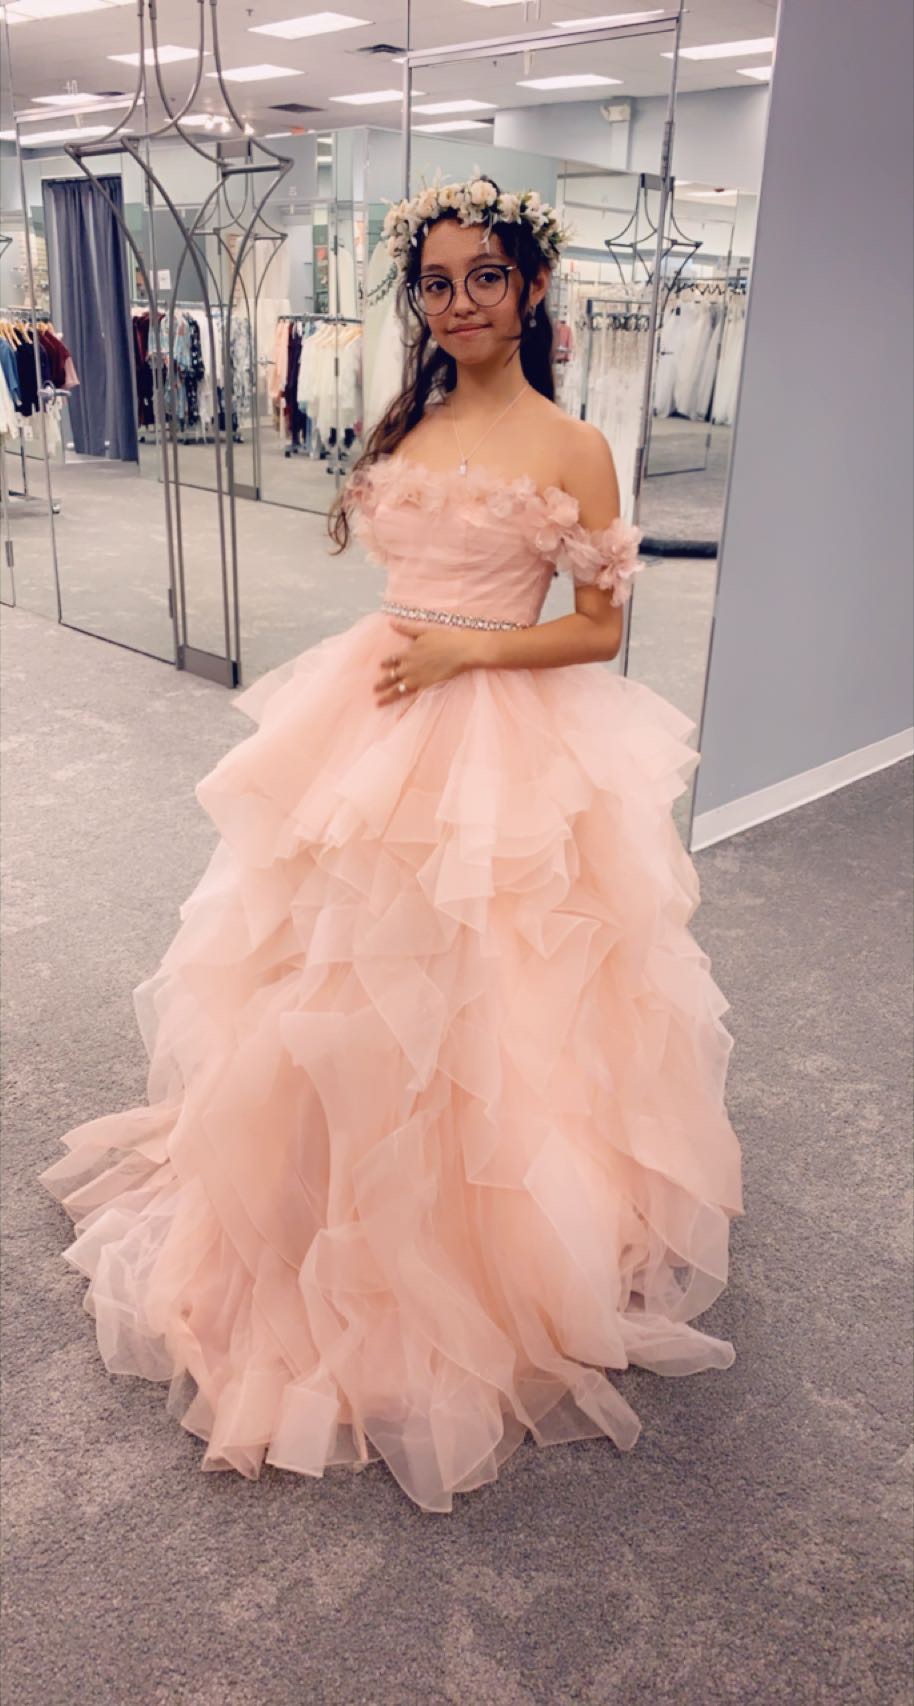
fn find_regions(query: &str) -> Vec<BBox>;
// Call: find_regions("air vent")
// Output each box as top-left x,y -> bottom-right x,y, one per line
352,42 -> 406,55
270,102 -> 322,113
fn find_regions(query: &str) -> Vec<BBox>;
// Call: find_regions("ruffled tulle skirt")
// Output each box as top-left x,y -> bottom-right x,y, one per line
39,613 -> 744,1512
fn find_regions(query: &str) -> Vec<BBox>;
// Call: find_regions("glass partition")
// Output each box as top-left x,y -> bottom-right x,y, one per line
395,8 -> 768,843
397,8 -> 723,838
0,10 -> 59,621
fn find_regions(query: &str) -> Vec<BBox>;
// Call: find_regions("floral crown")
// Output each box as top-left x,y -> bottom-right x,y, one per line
381,170 -> 573,274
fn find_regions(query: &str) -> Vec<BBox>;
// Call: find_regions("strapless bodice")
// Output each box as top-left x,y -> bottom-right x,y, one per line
347,455 -> 644,629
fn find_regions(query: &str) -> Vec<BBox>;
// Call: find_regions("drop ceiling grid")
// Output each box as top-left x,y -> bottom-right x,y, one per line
4,0 -> 778,129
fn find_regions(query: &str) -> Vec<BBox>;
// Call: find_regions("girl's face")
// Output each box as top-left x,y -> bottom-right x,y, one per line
414,219 -> 548,367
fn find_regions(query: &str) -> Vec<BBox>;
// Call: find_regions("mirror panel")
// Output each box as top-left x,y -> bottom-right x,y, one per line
0,14 -> 59,620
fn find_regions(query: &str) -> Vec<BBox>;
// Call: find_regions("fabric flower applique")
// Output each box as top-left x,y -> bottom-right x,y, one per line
556,515 -> 644,606
521,484 -> 581,556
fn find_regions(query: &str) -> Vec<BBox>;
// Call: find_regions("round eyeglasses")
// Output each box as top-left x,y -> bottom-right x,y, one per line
409,263 -> 518,317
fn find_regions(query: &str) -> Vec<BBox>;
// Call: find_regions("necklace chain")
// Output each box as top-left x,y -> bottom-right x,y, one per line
449,387 -> 527,475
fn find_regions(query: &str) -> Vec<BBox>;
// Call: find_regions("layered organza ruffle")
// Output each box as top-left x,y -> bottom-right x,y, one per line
39,614 -> 743,1513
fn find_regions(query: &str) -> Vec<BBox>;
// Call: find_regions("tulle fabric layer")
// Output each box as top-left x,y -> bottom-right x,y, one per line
39,615 -> 743,1513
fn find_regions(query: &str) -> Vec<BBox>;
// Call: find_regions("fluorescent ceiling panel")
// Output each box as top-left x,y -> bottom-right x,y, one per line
516,74 -> 622,89
206,64 -> 302,83
3,0 -> 132,17
329,88 -> 425,104
411,100 -> 495,114
677,186 -> 738,202
18,122 -> 123,143
662,36 -> 774,60
250,11 -> 368,38
738,65 -> 772,81
414,120 -> 493,132
554,10 -> 665,26
33,92 -> 135,107
109,45 -> 204,66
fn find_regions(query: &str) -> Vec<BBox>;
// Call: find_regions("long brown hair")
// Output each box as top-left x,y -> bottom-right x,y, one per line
328,177 -> 557,553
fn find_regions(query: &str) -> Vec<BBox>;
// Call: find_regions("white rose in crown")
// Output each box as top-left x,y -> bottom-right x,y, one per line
469,179 -> 499,208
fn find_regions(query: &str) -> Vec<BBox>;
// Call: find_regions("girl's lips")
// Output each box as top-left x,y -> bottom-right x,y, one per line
448,325 -> 488,336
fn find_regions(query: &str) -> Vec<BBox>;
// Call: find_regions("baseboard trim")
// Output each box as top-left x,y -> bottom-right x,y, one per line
691,728 -> 914,850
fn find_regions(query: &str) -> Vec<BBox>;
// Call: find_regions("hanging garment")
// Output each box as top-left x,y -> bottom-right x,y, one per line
654,303 -> 687,419
40,433 -> 744,1515
581,310 -> 649,524
668,302 -> 703,419
0,338 -> 22,410
132,311 -> 156,429
13,333 -> 48,417
711,298 -> 747,427
0,360 -> 18,437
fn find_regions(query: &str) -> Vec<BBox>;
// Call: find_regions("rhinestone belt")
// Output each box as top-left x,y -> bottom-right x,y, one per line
380,598 -> 528,631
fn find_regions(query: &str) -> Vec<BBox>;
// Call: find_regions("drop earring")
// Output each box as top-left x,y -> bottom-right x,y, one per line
527,308 -> 537,327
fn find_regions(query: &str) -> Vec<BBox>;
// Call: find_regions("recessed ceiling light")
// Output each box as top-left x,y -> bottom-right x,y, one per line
181,112 -> 231,130
33,91 -> 135,108
250,11 -> 368,38
17,122 -> 122,144
109,45 -> 203,66
662,36 -> 775,61
328,88 -> 425,104
677,186 -> 739,202
411,99 -> 495,114
414,119 -> 493,132
516,73 -> 622,89
206,64 -> 303,84
2,0 -> 132,18
738,65 -> 772,82
554,10 -> 665,26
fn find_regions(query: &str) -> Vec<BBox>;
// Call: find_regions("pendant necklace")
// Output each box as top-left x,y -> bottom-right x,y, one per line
449,387 -> 527,476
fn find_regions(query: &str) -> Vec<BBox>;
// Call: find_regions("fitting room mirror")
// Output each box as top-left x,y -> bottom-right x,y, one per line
397,5 -> 769,842
0,8 -> 59,622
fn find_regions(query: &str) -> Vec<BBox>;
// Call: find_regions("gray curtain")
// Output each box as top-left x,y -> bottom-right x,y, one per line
43,174 -> 138,462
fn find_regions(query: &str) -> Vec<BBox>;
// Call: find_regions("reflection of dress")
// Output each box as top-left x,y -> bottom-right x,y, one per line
39,455 -> 744,1514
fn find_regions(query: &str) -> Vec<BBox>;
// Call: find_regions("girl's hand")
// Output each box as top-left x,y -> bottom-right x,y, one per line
373,618 -> 483,706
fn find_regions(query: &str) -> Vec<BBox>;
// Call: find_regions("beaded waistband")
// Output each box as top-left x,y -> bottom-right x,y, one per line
380,598 -> 528,631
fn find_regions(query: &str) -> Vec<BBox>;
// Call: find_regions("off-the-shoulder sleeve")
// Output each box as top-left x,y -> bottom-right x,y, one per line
555,515 -> 645,606
526,486 -> 645,607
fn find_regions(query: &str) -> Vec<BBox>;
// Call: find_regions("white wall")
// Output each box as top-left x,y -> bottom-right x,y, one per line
364,125 -> 558,206
495,86 -> 768,192
693,0 -> 914,835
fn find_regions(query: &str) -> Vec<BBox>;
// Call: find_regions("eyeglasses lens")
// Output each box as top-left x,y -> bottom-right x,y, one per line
415,267 -> 510,315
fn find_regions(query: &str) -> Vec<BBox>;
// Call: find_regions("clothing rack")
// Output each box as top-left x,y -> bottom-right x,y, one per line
270,312 -> 362,467
0,306 -> 64,511
131,301 -> 248,447
276,312 -> 362,326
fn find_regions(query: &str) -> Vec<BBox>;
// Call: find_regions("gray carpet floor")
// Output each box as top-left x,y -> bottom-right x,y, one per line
2,604 -> 912,1706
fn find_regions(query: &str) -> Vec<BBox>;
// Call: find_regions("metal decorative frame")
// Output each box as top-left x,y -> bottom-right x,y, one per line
62,0 -> 294,687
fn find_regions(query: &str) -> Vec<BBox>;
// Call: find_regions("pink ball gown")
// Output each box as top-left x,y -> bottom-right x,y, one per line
38,453 -> 744,1514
